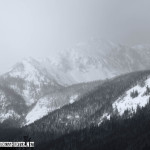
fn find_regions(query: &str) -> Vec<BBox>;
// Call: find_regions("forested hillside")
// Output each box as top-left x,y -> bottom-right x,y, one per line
42,101 -> 150,150
24,70 -> 150,146
0,70 -> 150,150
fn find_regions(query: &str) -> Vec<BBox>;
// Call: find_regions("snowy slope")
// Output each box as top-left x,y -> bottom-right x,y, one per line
24,80 -> 103,125
40,40 -> 119,85
25,96 -> 58,125
3,39 -> 150,88
40,40 -> 150,85
1,58 -> 62,106
99,76 -> 150,124
2,39 -> 150,125
113,78 -> 150,115
0,58 -> 62,123
25,94 -> 79,125
25,71 -> 150,135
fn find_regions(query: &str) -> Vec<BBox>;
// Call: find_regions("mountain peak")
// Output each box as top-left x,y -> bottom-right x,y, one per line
8,58 -> 43,85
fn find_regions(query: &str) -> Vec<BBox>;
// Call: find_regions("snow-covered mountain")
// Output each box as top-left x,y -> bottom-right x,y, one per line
25,70 -> 150,136
112,78 -> 150,115
99,76 -> 150,125
40,39 -> 150,85
0,57 -> 104,125
1,58 -> 62,105
1,39 -> 150,125
0,58 -> 63,124
25,80 -> 103,125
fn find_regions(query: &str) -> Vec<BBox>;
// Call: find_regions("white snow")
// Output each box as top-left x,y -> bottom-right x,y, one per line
25,97 -> 57,125
98,77 -> 150,126
113,78 -> 150,115
69,94 -> 78,104
98,113 -> 110,126
9,59 -> 45,86
67,115 -> 72,119
75,115 -> 80,119
39,41 -> 119,86
6,58 -> 54,106
0,110 -> 20,123
25,93 -> 80,125
66,114 -> 80,119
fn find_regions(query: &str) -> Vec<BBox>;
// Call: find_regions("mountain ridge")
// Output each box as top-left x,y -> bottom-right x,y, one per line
24,70 -> 150,142
1,39 -> 150,124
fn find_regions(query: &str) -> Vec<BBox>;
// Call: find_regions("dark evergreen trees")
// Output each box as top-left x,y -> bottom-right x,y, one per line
130,90 -> 139,98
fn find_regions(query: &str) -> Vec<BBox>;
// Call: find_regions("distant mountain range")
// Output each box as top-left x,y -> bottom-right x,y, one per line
0,58 -> 103,126
41,40 -> 150,85
32,70 -> 150,150
0,70 -> 150,150
1,39 -> 150,125
25,70 -> 150,136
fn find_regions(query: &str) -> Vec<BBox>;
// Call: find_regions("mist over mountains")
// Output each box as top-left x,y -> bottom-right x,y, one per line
1,39 -> 150,125
1,0 -> 150,149
40,39 -> 150,85
0,39 -> 150,150
1,70 -> 150,150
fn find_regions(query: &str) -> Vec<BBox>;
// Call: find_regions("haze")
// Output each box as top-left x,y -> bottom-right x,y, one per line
0,0 -> 150,73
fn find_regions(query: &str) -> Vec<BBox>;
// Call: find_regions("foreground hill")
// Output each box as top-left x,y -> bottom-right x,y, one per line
24,70 -> 150,144
2,40 -> 150,124
43,101 -> 150,150
0,58 -> 103,125
24,80 -> 103,125
0,70 -> 150,150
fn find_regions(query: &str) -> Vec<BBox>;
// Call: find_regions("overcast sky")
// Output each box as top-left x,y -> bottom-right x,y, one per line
0,0 -> 150,73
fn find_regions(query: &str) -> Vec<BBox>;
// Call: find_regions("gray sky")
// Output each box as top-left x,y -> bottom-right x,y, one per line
0,0 -> 150,73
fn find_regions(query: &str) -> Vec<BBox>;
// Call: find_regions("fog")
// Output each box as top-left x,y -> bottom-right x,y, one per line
0,0 -> 150,73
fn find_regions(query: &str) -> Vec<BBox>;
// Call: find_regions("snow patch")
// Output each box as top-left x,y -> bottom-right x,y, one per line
113,78 -> 150,115
67,115 -> 72,119
0,110 -> 20,123
25,97 -> 57,125
69,94 -> 78,104
98,113 -> 110,126
75,115 -> 80,119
